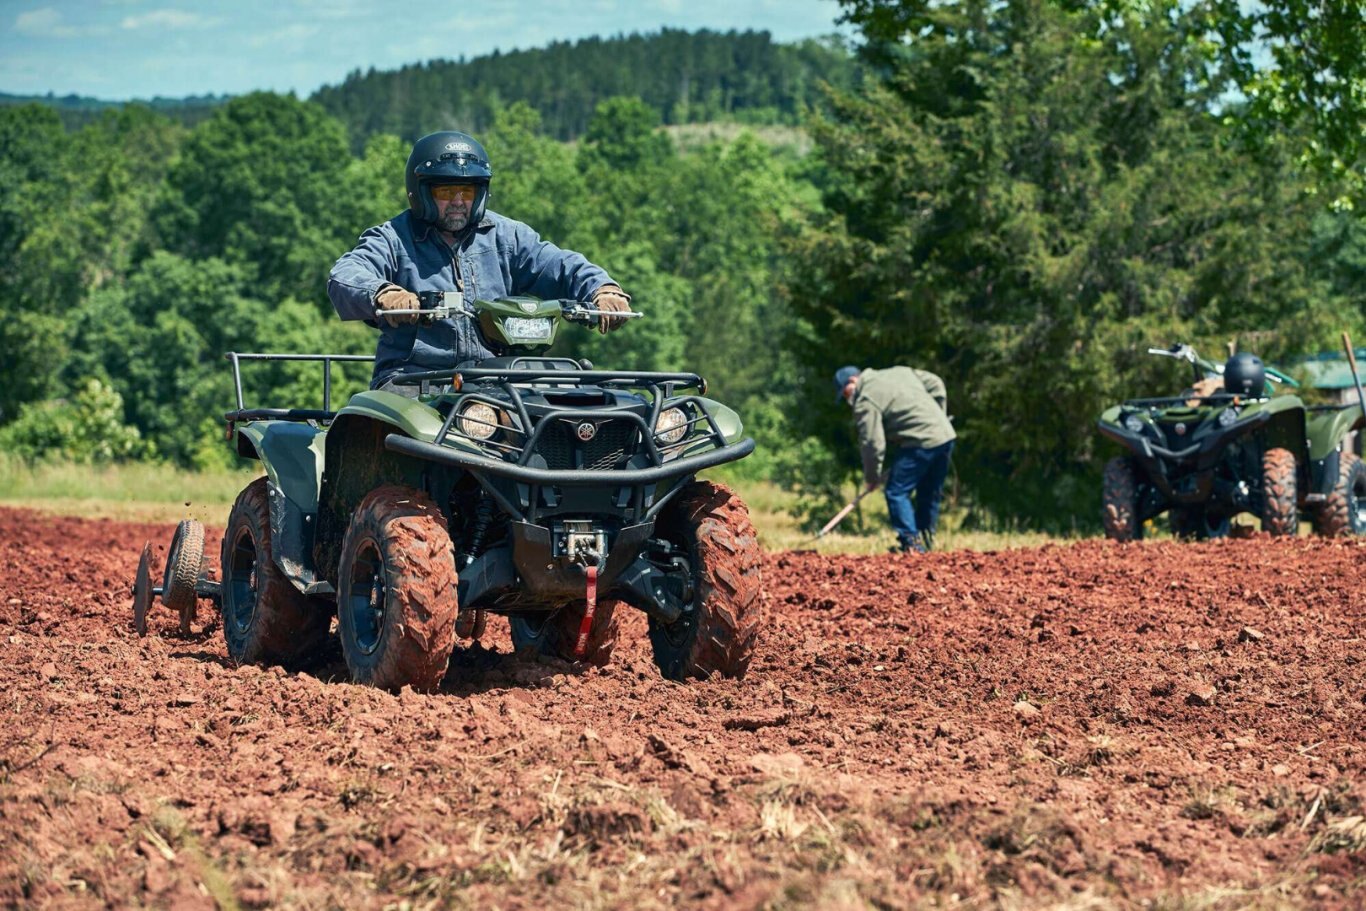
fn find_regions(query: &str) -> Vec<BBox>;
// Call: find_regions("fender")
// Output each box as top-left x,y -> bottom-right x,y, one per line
234,420 -> 328,593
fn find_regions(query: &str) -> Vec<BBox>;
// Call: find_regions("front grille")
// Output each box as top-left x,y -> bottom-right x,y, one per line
533,419 -> 635,470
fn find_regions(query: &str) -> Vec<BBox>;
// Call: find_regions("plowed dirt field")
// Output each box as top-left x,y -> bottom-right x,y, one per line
1,506 -> 1363,909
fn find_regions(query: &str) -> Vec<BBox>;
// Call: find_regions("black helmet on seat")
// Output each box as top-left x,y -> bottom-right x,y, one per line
1223,352 -> 1266,396
405,131 -> 492,228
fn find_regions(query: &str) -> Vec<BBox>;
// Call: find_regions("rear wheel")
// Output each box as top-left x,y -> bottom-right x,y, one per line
1102,457 -> 1145,542
647,481 -> 763,681
1260,448 -> 1298,536
336,485 -> 458,692
1312,452 -> 1366,537
221,479 -> 330,668
509,600 -> 620,667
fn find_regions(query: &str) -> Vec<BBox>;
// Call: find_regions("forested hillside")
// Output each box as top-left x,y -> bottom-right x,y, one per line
1,8 -> 1361,530
312,29 -> 854,146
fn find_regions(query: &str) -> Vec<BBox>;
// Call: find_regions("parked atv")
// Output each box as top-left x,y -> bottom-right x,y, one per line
1097,344 -> 1366,541
139,294 -> 763,692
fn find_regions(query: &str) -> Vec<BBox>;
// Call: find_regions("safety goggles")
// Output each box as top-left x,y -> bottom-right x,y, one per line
429,184 -> 478,203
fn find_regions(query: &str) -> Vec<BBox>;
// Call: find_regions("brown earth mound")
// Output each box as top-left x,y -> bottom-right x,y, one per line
1,506 -> 1363,908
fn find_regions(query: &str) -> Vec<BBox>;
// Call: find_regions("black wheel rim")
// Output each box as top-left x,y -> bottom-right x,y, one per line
345,537 -> 386,655
226,526 -> 258,635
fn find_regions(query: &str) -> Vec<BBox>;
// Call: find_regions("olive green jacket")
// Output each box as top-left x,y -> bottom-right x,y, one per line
852,366 -> 956,484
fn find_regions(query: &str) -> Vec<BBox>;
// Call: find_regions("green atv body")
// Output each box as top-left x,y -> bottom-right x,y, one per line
220,295 -> 763,690
1096,344 -> 1366,541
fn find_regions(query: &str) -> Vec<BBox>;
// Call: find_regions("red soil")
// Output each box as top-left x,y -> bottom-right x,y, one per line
1,506 -> 1362,908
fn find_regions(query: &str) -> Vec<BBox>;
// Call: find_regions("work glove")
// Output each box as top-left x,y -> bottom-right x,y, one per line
375,284 -> 419,327
591,285 -> 632,335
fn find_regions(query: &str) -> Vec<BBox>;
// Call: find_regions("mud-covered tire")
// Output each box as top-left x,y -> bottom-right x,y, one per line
1311,451 -> 1366,537
509,600 -> 621,667
1169,508 -> 1230,541
1102,457 -> 1144,542
162,519 -> 205,615
221,479 -> 330,668
648,481 -> 763,681
336,485 -> 458,692
1261,448 -> 1298,536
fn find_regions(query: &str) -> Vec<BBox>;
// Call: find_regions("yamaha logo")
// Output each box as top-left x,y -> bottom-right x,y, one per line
519,300 -> 538,313
1175,423 -> 1187,436
576,422 -> 597,441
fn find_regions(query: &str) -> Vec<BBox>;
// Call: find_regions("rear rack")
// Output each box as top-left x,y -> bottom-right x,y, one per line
223,352 -> 374,424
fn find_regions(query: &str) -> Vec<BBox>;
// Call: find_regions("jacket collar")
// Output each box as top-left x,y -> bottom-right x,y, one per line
414,214 -> 496,246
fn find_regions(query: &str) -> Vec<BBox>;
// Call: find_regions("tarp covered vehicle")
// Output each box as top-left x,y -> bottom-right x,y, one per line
143,294 -> 764,692
1097,344 -> 1366,541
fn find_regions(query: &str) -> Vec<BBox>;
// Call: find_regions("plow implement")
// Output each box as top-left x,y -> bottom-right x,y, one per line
131,519 -> 222,636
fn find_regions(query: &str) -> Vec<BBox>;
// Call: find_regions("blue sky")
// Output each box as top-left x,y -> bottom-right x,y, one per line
0,0 -> 850,100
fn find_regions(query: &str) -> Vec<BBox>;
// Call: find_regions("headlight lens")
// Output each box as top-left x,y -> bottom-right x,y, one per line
1123,413 -> 1145,434
1218,407 -> 1239,427
655,407 -> 688,444
457,402 -> 499,440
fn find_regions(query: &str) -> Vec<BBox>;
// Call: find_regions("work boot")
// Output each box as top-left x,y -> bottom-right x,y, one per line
890,538 -> 927,555
920,529 -> 935,552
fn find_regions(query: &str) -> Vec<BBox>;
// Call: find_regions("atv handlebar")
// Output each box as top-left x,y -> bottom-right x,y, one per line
1146,343 -> 1298,388
373,292 -> 643,322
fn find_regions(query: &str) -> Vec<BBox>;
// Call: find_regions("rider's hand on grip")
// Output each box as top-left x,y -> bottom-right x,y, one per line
375,284 -> 420,327
592,285 -> 632,335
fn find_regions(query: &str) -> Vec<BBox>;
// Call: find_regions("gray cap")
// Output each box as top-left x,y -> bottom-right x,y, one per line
833,365 -> 860,402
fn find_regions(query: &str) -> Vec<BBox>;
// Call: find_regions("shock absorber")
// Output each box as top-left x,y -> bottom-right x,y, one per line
458,493 -> 496,569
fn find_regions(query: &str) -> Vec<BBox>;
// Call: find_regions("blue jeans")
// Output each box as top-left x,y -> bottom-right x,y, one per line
884,440 -> 954,547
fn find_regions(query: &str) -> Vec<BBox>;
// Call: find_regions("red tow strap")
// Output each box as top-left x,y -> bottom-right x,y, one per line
574,564 -> 598,660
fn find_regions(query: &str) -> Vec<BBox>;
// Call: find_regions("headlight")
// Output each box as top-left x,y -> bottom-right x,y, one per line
1123,413 -> 1145,434
458,402 -> 499,441
655,407 -> 688,444
1218,407 -> 1239,427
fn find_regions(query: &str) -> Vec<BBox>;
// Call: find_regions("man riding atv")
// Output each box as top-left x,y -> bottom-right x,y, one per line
328,130 -> 633,393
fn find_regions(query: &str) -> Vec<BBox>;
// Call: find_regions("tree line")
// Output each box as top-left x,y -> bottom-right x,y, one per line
0,6 -> 1360,530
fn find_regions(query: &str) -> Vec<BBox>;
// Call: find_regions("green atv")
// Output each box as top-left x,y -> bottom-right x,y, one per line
1097,343 -> 1366,541
149,294 -> 763,691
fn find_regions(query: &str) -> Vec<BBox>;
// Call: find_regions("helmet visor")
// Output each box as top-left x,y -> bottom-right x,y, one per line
429,184 -> 479,202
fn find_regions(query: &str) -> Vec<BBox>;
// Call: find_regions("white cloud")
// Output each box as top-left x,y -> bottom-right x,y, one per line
120,9 -> 223,30
15,8 -> 105,38
248,23 -> 322,47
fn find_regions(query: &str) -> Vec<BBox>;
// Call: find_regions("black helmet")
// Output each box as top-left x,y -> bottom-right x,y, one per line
1223,352 -> 1266,396
405,131 -> 492,228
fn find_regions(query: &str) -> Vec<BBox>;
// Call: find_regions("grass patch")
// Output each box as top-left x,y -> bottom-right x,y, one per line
0,455 -> 259,524
0,456 -> 1079,553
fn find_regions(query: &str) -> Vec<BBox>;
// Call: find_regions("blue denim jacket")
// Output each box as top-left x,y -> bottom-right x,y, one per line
328,209 -> 615,387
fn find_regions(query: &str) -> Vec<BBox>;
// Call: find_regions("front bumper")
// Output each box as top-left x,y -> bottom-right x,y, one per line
1097,411 -> 1269,504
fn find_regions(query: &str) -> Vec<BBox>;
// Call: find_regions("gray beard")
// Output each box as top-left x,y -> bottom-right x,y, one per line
439,210 -> 470,232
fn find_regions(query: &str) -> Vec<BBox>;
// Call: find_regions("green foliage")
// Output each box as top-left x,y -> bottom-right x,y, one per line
791,0 -> 1363,529
156,92 -> 354,303
0,378 -> 148,463
312,29 -> 855,147
2,22 -> 1358,536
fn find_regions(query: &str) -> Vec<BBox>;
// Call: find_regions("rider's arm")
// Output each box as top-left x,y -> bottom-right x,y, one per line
328,224 -> 399,322
504,219 -> 615,302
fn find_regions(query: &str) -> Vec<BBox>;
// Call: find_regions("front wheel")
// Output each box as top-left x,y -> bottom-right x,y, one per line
1260,448 -> 1298,536
509,599 -> 620,667
647,481 -> 763,681
221,479 -> 330,668
1102,457 -> 1144,542
1312,452 -> 1366,537
336,486 -> 459,692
